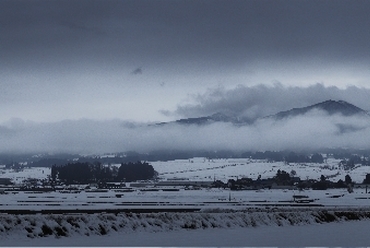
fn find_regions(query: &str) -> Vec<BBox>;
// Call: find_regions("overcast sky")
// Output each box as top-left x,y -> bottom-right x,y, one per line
2,0 -> 370,154
2,0 -> 370,123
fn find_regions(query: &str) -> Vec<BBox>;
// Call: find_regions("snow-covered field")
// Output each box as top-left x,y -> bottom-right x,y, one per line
1,157 -> 369,184
151,157 -> 368,183
1,157 -> 370,246
0,167 -> 50,185
1,157 -> 370,211
1,188 -> 370,212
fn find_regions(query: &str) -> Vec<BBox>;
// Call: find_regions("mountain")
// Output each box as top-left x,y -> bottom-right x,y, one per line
270,100 -> 369,120
175,112 -> 243,125
156,100 -> 369,126
155,112 -> 249,126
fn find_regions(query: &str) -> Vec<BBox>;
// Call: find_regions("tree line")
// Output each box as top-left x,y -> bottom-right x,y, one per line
241,151 -> 325,163
51,161 -> 156,185
222,169 -> 357,191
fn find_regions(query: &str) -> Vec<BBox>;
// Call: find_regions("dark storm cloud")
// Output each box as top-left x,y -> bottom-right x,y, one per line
2,0 -> 370,72
169,84 -> 370,119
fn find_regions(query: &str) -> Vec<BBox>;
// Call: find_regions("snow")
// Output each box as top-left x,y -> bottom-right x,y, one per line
0,167 -> 50,184
1,187 -> 370,212
1,157 -> 370,246
0,157 -> 370,211
1,211 -> 370,246
1,157 -> 368,184
51,220 -> 370,247
151,157 -> 368,183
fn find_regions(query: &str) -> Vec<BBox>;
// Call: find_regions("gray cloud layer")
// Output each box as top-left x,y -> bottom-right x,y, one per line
2,0 -> 370,74
1,86 -> 370,155
1,111 -> 369,154
2,0 -> 370,123
1,0 -> 370,154
170,84 -> 370,120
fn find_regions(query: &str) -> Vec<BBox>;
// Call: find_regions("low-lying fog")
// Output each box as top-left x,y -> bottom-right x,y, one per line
0,110 -> 369,154
2,84 -> 370,154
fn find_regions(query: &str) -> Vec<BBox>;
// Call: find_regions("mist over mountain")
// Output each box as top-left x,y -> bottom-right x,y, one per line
158,99 -> 370,126
1,98 -> 370,155
155,112 -> 251,126
3,0 -> 370,158
271,100 -> 369,120
168,84 -> 370,121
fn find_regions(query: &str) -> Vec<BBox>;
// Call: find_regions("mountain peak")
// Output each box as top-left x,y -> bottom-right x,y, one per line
174,112 -> 236,125
272,100 -> 367,120
155,100 -> 368,127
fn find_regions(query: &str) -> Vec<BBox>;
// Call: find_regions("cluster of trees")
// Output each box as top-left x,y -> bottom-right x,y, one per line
4,149 -> 370,169
305,174 -> 353,190
363,174 -> 370,184
286,152 -> 324,163
51,161 -> 156,185
274,169 -> 293,184
241,151 -> 325,163
225,169 -> 297,190
222,169 -> 357,191
242,151 -> 285,162
116,162 -> 156,182
339,155 -> 370,169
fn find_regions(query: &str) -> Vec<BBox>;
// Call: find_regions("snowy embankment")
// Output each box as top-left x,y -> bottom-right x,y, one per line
1,207 -> 370,240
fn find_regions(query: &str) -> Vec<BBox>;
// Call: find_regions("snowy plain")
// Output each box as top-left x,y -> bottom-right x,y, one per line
1,157 -> 368,184
151,157 -> 368,183
1,157 -> 370,246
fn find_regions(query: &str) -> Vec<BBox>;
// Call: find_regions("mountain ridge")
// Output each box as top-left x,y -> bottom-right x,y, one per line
270,99 -> 368,120
157,100 -> 369,126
